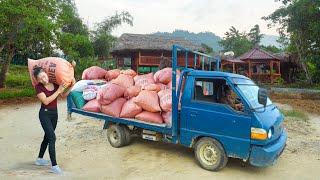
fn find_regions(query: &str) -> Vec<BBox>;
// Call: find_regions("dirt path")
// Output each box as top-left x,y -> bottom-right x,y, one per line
0,101 -> 319,179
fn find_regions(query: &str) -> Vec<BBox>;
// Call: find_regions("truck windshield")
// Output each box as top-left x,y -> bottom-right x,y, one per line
237,84 -> 273,109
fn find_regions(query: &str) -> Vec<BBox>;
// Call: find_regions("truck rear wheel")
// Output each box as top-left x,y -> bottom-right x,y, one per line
121,125 -> 132,145
107,124 -> 126,148
194,137 -> 228,171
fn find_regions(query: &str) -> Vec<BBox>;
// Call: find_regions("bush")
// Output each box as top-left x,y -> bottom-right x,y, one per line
274,77 -> 285,85
101,59 -> 117,69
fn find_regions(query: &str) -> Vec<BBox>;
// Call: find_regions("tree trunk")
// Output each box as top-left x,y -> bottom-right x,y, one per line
0,49 -> 14,88
295,41 -> 312,84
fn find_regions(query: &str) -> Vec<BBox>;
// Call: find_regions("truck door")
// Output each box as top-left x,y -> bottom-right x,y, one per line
180,77 -> 251,159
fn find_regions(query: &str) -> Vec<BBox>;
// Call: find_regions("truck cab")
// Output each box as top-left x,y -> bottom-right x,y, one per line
177,69 -> 287,171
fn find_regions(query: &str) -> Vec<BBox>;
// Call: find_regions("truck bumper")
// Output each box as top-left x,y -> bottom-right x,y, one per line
249,130 -> 287,167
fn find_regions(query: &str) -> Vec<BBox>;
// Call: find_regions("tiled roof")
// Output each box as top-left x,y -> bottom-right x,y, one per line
239,48 -> 280,60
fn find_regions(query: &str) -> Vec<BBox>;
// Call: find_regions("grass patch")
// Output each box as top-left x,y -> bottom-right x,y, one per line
265,83 -> 320,90
0,87 -> 35,99
0,64 -> 35,100
5,64 -> 32,88
281,109 -> 308,121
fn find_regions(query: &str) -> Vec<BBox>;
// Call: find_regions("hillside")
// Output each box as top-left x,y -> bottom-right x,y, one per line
152,30 -> 280,51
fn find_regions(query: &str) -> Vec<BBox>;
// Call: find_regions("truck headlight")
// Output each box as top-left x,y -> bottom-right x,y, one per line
251,127 -> 267,140
268,129 -> 272,139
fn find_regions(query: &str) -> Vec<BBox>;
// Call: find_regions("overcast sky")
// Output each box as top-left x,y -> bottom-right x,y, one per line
75,0 -> 282,37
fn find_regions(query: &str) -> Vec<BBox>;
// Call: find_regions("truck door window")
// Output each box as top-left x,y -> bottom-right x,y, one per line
219,84 -> 244,112
194,78 -> 244,112
194,78 -> 214,103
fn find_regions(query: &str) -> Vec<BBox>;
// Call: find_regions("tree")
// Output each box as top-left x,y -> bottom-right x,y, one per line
263,0 -> 320,83
56,0 -> 93,59
201,43 -> 214,55
261,45 -> 282,54
248,24 -> 264,47
57,33 -> 94,59
57,0 -> 89,36
219,26 -> 252,57
0,0 -> 59,88
92,11 -> 133,59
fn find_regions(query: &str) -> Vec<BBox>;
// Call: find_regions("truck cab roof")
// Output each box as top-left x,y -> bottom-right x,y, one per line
187,70 -> 249,80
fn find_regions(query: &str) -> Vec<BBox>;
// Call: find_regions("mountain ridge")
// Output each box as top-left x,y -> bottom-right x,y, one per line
151,30 -> 280,51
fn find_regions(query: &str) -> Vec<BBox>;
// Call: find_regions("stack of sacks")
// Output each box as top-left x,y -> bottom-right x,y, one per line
79,67 -> 183,126
80,67 -> 117,113
154,68 -> 176,127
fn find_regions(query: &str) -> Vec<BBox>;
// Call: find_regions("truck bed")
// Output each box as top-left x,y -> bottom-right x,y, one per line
67,96 -> 172,135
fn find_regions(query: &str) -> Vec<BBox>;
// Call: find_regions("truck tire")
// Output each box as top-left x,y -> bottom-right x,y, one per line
121,125 -> 132,145
194,137 -> 228,171
107,124 -> 126,148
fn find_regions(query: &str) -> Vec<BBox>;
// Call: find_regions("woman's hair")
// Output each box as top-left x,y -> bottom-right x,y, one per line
33,66 -> 44,78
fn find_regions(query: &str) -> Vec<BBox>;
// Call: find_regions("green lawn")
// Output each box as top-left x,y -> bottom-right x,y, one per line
0,65 -> 35,100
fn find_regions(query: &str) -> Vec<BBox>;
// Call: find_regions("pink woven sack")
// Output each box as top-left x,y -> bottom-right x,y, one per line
135,111 -> 163,124
133,90 -> 161,112
100,98 -> 126,117
82,66 -> 107,80
120,98 -> 142,118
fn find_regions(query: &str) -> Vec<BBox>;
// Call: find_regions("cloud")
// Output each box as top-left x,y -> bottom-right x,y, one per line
75,0 -> 281,37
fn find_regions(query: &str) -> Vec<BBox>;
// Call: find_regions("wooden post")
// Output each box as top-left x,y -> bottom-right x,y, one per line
138,51 -> 141,74
270,60 -> 273,83
248,60 -> 252,77
232,63 -> 235,73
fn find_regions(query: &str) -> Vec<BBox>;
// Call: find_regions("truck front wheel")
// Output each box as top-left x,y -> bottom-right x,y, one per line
194,137 -> 228,171
107,124 -> 126,148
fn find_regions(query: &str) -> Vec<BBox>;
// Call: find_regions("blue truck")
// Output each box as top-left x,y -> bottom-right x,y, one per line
67,45 -> 287,171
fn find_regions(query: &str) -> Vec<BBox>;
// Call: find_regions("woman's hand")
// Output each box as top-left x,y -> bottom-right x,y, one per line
59,79 -> 75,98
58,84 -> 67,94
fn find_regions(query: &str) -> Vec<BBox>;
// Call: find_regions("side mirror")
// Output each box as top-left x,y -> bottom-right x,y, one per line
258,88 -> 268,107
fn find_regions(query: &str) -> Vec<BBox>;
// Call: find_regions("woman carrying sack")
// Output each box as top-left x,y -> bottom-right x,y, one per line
32,66 -> 75,174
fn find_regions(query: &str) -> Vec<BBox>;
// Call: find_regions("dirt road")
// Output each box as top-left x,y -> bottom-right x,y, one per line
0,101 -> 319,180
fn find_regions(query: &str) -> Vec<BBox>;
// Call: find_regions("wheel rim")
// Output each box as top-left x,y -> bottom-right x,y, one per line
199,144 -> 218,166
110,130 -> 119,144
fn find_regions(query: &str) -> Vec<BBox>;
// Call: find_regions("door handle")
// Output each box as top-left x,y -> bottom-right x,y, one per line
190,111 -> 198,117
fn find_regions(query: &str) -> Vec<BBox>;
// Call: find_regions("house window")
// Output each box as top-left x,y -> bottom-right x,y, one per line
123,57 -> 132,69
